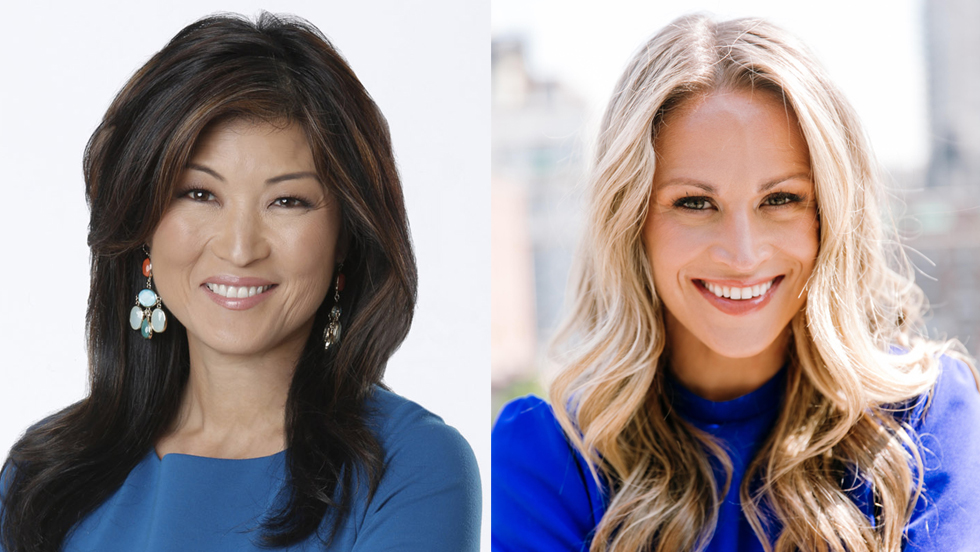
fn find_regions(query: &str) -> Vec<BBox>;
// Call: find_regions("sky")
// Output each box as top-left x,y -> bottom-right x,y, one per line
492,0 -> 930,172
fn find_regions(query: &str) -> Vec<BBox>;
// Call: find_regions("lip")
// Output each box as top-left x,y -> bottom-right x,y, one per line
698,276 -> 780,288
203,275 -> 276,287
201,276 -> 278,311
693,275 -> 784,316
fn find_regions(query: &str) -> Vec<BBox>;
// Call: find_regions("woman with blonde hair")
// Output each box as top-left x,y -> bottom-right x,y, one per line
493,14 -> 980,552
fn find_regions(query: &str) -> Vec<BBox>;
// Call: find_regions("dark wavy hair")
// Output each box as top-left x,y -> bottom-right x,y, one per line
1,12 -> 417,551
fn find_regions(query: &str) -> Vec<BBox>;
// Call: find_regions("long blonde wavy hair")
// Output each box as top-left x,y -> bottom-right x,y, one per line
550,14 -> 971,552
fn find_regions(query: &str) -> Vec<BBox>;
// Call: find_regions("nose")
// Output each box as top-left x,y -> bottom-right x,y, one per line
709,210 -> 773,271
210,206 -> 271,266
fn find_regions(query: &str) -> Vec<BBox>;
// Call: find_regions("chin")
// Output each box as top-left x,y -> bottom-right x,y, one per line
205,337 -> 273,356
187,326 -> 277,356
699,326 -> 786,360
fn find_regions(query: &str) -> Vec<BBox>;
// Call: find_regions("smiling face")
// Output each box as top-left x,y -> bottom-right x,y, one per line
643,88 -> 819,361
149,118 -> 342,359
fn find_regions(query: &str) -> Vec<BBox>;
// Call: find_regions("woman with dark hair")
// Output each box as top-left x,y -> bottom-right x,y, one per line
0,12 -> 479,552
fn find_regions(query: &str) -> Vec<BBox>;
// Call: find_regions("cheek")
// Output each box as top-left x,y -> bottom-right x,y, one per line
147,212 -> 207,313
150,212 -> 205,276
781,213 -> 820,274
644,211 -> 707,288
276,215 -> 341,292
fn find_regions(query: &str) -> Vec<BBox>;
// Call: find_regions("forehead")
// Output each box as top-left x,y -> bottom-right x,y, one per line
188,118 -> 315,171
653,88 -> 811,191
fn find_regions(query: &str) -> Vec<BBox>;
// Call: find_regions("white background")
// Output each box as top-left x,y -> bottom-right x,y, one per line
0,0 -> 489,548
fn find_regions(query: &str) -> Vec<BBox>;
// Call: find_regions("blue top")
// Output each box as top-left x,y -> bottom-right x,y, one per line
1,388 -> 481,551
492,356 -> 980,551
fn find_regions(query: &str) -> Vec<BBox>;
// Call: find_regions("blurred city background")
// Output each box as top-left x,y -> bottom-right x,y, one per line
491,0 -> 980,420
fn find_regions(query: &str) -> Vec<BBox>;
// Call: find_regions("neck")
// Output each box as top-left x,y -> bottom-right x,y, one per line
665,314 -> 790,402
156,332 -> 305,460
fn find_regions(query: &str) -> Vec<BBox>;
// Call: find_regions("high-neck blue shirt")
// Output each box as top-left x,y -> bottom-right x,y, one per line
2,388 -> 481,551
491,355 -> 980,551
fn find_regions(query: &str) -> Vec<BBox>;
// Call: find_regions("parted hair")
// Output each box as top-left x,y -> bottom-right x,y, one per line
1,12 -> 417,552
551,14 -> 971,552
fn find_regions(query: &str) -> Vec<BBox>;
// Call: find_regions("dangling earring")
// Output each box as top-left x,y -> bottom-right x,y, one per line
323,263 -> 345,350
129,248 -> 167,339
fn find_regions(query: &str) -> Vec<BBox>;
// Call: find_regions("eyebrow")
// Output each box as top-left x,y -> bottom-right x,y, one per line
659,172 -> 811,194
186,163 -> 320,185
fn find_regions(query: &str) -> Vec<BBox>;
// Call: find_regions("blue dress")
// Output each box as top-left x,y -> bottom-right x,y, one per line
492,356 -> 980,551
2,388 -> 481,551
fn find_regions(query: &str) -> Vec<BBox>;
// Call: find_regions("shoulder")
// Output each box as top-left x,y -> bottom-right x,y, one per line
492,394 -> 599,496
354,388 -> 481,549
902,355 -> 980,550
492,395 -> 587,470
900,354 -> 980,476
905,353 -> 980,479
493,395 -> 560,442
909,354 -> 980,430
492,395 -> 603,552
366,387 -> 478,474
368,386 -> 454,432
934,353 -> 979,406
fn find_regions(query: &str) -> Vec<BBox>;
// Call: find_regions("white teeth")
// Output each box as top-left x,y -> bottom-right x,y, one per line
702,279 -> 774,301
205,283 -> 271,299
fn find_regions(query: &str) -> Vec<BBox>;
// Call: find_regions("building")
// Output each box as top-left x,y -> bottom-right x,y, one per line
903,0 -> 980,352
491,37 -> 589,392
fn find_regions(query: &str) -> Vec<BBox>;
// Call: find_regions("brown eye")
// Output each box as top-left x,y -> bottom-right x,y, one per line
272,196 -> 313,208
183,189 -> 215,202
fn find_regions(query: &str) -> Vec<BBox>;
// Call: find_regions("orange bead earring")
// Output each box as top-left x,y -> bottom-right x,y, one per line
129,248 -> 167,339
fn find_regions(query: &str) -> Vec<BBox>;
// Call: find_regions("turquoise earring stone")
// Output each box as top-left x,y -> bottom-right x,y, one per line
130,306 -> 144,330
134,256 -> 164,339
151,308 -> 167,333
138,289 -> 158,307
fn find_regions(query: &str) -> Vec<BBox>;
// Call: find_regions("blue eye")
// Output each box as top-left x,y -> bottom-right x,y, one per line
674,196 -> 712,210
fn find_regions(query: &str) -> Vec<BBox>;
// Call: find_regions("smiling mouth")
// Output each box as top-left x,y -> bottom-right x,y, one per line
696,277 -> 782,301
204,283 -> 277,299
